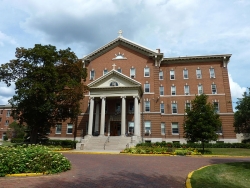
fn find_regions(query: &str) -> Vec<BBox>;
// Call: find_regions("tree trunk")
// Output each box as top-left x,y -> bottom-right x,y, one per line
30,127 -> 38,144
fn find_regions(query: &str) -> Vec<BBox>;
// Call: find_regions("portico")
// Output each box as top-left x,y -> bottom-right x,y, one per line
86,69 -> 143,138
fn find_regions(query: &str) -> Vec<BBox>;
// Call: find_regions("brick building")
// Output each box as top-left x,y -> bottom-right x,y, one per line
2,32 -> 237,145
0,105 -> 15,140
50,31 -> 236,146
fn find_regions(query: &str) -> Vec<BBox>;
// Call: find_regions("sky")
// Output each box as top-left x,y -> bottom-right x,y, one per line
0,0 -> 249,110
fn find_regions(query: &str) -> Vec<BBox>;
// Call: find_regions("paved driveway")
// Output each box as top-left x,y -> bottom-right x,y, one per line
0,153 -> 249,188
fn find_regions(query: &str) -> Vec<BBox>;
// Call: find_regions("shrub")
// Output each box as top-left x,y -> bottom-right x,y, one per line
0,145 -> 71,177
3,136 -> 8,141
45,140 -> 77,148
11,138 -> 25,143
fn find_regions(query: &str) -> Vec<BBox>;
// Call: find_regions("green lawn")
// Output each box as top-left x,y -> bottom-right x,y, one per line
0,141 -> 15,146
191,162 -> 250,188
202,148 -> 250,156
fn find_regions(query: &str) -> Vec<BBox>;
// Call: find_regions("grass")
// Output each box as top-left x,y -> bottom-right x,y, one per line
191,162 -> 250,188
0,141 -> 15,146
200,148 -> 250,156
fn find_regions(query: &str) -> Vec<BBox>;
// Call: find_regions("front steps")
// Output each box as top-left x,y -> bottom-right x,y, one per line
76,136 -> 139,151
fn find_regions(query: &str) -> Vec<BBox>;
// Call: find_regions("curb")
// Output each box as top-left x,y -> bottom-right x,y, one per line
186,165 -> 211,188
6,173 -> 44,177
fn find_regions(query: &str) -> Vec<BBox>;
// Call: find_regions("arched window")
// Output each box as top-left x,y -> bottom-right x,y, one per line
110,81 -> 118,86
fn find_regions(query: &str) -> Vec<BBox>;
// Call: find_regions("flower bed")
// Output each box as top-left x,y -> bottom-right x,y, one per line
121,142 -> 201,155
0,145 -> 71,177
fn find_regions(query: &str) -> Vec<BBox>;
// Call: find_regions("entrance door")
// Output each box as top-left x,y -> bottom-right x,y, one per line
110,121 -> 121,136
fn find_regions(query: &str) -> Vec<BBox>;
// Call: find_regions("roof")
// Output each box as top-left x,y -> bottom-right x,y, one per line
82,35 -> 163,62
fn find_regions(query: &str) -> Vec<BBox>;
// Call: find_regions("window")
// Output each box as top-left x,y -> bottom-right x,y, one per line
110,81 -> 118,86
144,67 -> 150,77
183,69 -> 188,79
213,102 -> 219,113
171,122 -> 179,134
56,124 -> 62,134
185,102 -> 191,112
145,101 -> 150,112
129,102 -> 134,113
128,122 -> 134,135
172,103 -> 177,114
184,85 -> 190,95
5,120 -> 9,126
196,69 -> 202,79
211,84 -> 217,94
170,70 -> 175,80
116,103 -> 121,113
117,68 -> 122,73
103,69 -> 108,75
198,85 -> 203,94
130,68 -> 135,78
0,110 -> 3,114
171,86 -> 176,95
144,121 -> 151,135
210,68 -> 215,78
161,123 -> 165,135
90,70 -> 95,80
144,83 -> 150,93
6,110 -> 11,117
159,86 -> 164,95
159,71 -> 163,80
160,103 -> 165,113
67,124 -> 73,134
0,118 -> 1,122
216,126 -> 222,134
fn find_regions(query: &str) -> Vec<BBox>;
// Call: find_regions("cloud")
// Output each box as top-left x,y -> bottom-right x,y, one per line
0,31 -> 18,46
229,74 -> 246,99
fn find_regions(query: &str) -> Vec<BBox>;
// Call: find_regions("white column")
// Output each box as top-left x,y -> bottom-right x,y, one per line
121,96 -> 126,136
134,96 -> 139,136
88,97 -> 95,136
138,101 -> 141,136
100,97 -> 106,136
94,100 -> 100,133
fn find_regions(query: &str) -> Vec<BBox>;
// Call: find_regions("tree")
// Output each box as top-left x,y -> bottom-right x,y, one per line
9,121 -> 26,138
234,88 -> 250,134
0,44 -> 88,143
183,94 -> 222,153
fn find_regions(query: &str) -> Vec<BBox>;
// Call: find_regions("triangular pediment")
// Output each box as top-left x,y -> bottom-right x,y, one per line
83,36 -> 163,62
88,69 -> 141,88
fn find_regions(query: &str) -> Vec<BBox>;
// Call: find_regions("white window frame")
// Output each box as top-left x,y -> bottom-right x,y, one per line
160,86 -> 164,95
103,69 -> 108,75
130,68 -> 136,78
117,68 -> 122,73
172,103 -> 177,114
170,70 -> 175,80
145,101 -> 150,112
171,86 -> 176,95
213,102 -> 219,113
184,85 -> 190,95
210,68 -> 215,78
196,69 -> 202,79
56,123 -> 62,134
159,71 -> 163,80
144,83 -> 150,93
161,123 -> 165,135
6,110 -> 11,117
198,85 -> 203,94
185,102 -> 191,112
211,84 -> 217,94
144,121 -> 151,135
144,67 -> 150,77
90,70 -> 95,80
67,124 -> 73,134
160,103 -> 165,114
171,122 -> 179,134
183,69 -> 188,79
128,121 -> 134,135
5,120 -> 9,126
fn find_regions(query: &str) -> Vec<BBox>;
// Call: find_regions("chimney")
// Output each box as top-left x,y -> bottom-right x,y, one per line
156,49 -> 160,53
